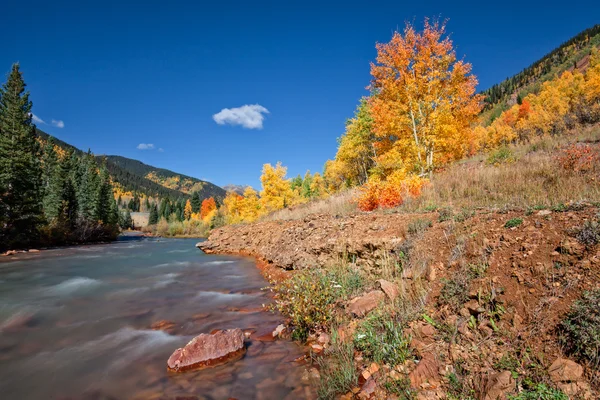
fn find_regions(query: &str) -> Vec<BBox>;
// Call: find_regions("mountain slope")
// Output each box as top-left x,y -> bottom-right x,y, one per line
36,129 -> 225,201
103,155 -> 226,200
481,24 -> 600,123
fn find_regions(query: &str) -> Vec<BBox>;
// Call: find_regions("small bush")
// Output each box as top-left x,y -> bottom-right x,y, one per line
558,289 -> 600,367
487,146 -> 516,165
316,338 -> 358,400
505,218 -> 523,228
272,269 -> 340,341
454,208 -> 475,223
382,376 -> 415,398
353,311 -> 412,367
407,218 -> 432,235
438,207 -> 454,222
556,143 -> 597,173
508,383 -> 568,400
439,273 -> 470,312
572,219 -> 600,248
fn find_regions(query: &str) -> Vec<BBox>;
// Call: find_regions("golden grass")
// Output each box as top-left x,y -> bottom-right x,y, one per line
397,125 -> 600,212
262,189 -> 358,221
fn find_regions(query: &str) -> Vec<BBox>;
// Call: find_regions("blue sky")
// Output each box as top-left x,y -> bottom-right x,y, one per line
2,1 -> 599,188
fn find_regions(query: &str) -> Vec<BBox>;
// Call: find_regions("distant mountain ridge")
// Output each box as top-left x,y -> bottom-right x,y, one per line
36,129 -> 226,201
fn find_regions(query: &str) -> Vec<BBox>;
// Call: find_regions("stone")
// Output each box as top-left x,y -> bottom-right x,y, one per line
167,328 -> 246,372
377,279 -> 400,301
464,300 -> 485,315
28,249 -> 40,253
310,344 -> 324,354
409,353 -> 439,389
150,320 -> 177,332
348,290 -> 385,317
548,358 -> 584,383
482,371 -> 516,400
272,324 -> 285,338
558,381 -> 593,399
317,332 -> 330,346
537,210 -> 552,216
357,378 -> 376,399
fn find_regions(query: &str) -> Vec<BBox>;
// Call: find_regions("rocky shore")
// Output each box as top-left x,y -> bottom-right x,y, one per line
199,205 -> 600,399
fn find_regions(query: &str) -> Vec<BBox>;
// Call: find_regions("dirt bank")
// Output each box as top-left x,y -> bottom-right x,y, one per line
200,205 -> 600,399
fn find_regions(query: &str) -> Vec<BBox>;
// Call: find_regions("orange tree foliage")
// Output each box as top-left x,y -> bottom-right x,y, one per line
369,19 -> 482,178
356,172 -> 427,211
200,197 -> 217,219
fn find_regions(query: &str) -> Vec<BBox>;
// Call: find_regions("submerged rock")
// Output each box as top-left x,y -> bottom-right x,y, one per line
167,328 -> 246,372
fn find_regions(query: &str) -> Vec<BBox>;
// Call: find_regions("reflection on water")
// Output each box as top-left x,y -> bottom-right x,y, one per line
0,235 -> 313,399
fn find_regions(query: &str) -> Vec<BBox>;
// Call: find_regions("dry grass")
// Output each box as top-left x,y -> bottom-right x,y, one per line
263,189 -> 358,221
398,125 -> 600,213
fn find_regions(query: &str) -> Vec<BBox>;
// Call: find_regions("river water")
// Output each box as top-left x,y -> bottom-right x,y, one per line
0,235 -> 312,399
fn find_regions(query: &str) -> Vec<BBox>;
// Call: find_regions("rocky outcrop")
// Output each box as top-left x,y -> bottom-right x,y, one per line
348,290 -> 385,317
198,213 -> 413,270
167,329 -> 246,372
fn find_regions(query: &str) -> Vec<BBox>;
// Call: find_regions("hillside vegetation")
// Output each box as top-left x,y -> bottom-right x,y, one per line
481,24 -> 600,124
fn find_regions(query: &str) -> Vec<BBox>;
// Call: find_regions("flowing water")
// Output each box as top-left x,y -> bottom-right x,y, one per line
0,235 -> 313,399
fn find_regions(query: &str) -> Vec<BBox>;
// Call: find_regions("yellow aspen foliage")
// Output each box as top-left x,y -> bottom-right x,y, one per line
223,192 -> 244,224
369,19 -> 482,177
184,199 -> 192,220
259,162 -> 294,213
239,187 -> 261,222
309,172 -> 327,199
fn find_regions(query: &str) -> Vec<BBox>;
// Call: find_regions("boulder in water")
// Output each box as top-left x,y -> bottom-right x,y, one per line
167,328 -> 246,372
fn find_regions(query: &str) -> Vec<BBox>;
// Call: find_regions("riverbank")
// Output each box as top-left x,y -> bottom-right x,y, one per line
199,204 -> 600,399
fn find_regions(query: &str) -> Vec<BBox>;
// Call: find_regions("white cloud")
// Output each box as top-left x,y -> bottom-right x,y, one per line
51,119 -> 65,128
158,148 -> 164,152
212,104 -> 269,129
137,143 -> 155,150
31,113 -> 45,124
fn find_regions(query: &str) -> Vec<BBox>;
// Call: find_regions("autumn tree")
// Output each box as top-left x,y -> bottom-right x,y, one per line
184,199 -> 193,220
369,19 -> 482,177
200,197 -> 217,219
259,162 -> 293,213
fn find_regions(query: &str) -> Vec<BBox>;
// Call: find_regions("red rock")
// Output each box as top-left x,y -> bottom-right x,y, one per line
167,328 -> 246,372
150,320 -> 177,332
548,358 -> 584,383
409,353 -> 439,389
482,370 -> 515,400
348,290 -> 385,317
377,279 -> 400,301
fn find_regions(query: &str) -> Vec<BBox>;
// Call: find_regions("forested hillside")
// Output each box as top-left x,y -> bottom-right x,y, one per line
481,24 -> 600,123
104,155 -> 225,200
35,130 -> 225,202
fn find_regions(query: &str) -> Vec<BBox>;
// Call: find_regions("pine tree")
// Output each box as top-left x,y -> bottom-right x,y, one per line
190,191 -> 201,213
121,209 -> 133,230
42,140 -> 63,221
59,153 -> 78,230
302,171 -> 313,198
158,198 -> 167,218
94,166 -> 112,224
148,203 -> 159,225
0,64 -> 44,249
77,151 -> 98,220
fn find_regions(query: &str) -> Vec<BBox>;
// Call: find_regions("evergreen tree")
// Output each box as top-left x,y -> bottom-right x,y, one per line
94,167 -> 112,223
108,192 -> 119,226
144,197 -> 150,212
302,171 -> 313,198
42,141 -> 63,221
77,151 -> 98,220
148,203 -> 159,225
158,198 -> 167,218
121,209 -> 133,230
59,153 -> 78,230
0,64 -> 44,248
190,191 -> 201,214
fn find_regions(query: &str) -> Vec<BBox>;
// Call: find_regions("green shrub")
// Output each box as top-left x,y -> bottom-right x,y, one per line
438,207 -> 454,222
439,272 -> 470,312
408,218 -> 432,235
572,219 -> 600,248
316,338 -> 358,400
558,289 -> 600,367
505,218 -> 523,228
487,146 -> 516,165
382,376 -> 415,398
454,208 -> 475,223
508,384 -> 568,400
353,311 -> 412,367
271,269 -> 341,341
